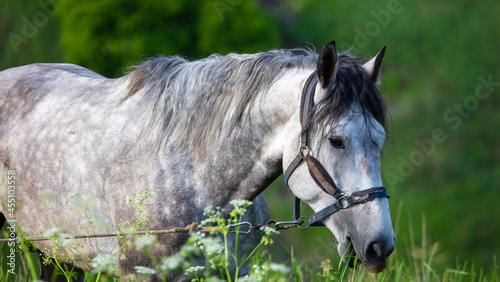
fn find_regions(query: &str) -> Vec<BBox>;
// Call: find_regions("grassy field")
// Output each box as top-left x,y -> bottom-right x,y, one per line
0,201 -> 498,281
0,229 -> 498,281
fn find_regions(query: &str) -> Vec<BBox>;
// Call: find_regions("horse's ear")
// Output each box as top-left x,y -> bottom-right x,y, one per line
317,41 -> 338,89
363,46 -> 386,84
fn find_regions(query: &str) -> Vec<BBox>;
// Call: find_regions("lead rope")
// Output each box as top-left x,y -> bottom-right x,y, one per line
0,218 -> 310,244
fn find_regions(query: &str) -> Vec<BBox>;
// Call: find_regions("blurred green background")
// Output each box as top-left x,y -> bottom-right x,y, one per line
1,0 -> 499,273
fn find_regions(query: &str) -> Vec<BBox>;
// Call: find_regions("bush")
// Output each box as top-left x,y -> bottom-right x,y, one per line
57,0 -> 280,77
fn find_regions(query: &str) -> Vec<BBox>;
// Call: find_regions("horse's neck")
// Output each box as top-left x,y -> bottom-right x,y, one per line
198,69 -> 311,203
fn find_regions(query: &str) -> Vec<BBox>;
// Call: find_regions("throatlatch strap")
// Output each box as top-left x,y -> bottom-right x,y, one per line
284,153 -> 304,186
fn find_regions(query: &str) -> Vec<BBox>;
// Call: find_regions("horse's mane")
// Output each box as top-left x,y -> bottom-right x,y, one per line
125,48 -> 387,160
309,55 -> 388,138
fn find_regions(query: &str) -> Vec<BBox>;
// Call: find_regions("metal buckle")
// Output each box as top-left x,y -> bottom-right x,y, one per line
266,219 -> 304,230
300,146 -> 310,158
227,222 -> 252,234
338,193 -> 352,209
275,220 -> 302,230
337,193 -> 347,201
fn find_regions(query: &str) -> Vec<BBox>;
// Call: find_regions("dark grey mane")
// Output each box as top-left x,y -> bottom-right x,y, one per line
125,49 -> 387,159
125,49 -> 317,159
310,53 -> 388,135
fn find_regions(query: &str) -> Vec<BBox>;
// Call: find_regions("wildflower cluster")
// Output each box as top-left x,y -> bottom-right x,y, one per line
259,227 -> 279,246
135,235 -> 156,250
128,199 -> 281,281
249,261 -> 291,282
126,190 -> 154,208
134,266 -> 156,275
34,195 -> 282,281
185,265 -> 205,280
229,200 -> 253,222
201,206 -> 226,228
91,253 -> 116,274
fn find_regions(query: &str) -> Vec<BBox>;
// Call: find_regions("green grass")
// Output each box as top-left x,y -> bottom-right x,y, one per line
1,206 -> 498,281
1,243 -> 497,282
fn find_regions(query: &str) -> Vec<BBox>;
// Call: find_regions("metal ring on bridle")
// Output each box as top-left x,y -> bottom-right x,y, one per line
297,216 -> 310,230
300,146 -> 310,158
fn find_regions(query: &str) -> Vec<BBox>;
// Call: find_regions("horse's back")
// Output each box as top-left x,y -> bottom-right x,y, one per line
0,63 -> 109,104
30,63 -> 106,78
0,63 -> 105,80
0,63 -> 123,129
0,62 -> 128,181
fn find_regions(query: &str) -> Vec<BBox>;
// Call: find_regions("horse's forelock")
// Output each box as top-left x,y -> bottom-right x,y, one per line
311,53 -> 388,135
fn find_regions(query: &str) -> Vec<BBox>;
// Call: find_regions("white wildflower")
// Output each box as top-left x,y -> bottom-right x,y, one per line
180,243 -> 197,253
203,206 -> 215,216
250,262 -> 270,281
91,253 -> 116,274
202,206 -> 225,226
135,266 -> 156,275
185,265 -> 205,276
261,226 -> 280,236
135,235 -> 156,250
159,253 -> 184,271
230,200 -> 253,215
199,236 -> 224,256
43,227 -> 61,237
55,233 -> 74,246
269,263 -> 291,274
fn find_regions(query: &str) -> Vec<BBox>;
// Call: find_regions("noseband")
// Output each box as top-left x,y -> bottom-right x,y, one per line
283,71 -> 390,227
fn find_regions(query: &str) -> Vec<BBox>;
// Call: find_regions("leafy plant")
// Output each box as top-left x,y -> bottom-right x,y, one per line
1,204 -> 499,281
56,0 -> 280,77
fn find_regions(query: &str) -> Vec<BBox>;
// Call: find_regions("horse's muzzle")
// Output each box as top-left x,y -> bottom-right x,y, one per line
361,235 -> 396,273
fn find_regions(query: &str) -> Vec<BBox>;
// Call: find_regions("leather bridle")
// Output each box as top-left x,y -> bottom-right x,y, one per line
283,71 -> 390,228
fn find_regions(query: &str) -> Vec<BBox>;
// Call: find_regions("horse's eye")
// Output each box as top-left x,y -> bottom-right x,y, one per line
329,137 -> 345,149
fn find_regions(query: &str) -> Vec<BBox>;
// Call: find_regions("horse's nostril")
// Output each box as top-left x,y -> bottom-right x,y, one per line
364,241 -> 389,273
372,242 -> 382,257
367,241 -> 384,260
367,239 -> 394,260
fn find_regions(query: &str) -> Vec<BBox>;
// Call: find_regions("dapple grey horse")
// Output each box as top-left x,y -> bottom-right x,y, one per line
0,41 -> 395,280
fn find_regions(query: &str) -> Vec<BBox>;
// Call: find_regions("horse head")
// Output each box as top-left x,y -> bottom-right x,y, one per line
283,41 -> 395,272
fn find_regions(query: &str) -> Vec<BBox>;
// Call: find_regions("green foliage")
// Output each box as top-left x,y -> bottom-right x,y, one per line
56,0 -> 280,77
0,233 -> 41,281
196,1 -> 280,56
0,0 -> 63,68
